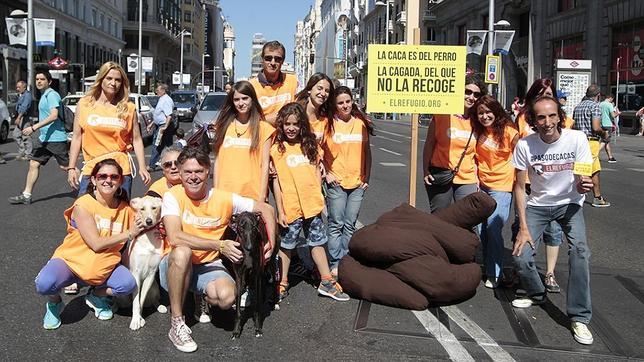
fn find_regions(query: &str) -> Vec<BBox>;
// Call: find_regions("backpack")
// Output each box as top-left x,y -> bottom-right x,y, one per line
58,103 -> 75,132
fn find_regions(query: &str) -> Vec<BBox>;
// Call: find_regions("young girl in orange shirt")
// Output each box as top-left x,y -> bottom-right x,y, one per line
471,96 -> 519,288
295,73 -> 335,142
323,87 -> 373,277
35,159 -> 143,329
212,81 -> 275,201
271,103 -> 349,302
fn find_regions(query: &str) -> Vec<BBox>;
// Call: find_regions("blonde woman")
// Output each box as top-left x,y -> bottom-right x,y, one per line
67,61 -> 151,200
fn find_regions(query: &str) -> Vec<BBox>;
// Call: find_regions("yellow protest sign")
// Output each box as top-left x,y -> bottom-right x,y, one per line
573,162 -> 593,176
366,44 -> 466,115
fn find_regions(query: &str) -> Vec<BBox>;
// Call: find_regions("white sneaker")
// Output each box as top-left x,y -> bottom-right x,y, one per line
484,278 -> 498,289
195,295 -> 211,323
571,322 -> 593,345
511,297 -> 545,308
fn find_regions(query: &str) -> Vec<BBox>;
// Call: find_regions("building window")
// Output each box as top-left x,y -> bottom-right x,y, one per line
558,0 -> 578,12
92,9 -> 97,27
457,24 -> 466,45
610,20 -> 644,112
427,27 -> 436,42
552,34 -> 584,60
184,0 -> 192,4
518,12 -> 529,37
184,12 -> 192,23
100,14 -> 104,30
108,19 -> 112,35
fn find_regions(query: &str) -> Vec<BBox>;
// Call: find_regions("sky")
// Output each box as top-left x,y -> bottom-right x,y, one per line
219,0 -> 315,79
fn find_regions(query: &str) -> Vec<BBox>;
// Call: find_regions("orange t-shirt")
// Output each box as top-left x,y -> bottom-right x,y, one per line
271,143 -> 324,223
51,194 -> 132,285
310,115 -> 328,142
517,113 -> 574,138
215,121 -> 275,200
166,185 -> 235,264
430,114 -> 476,184
76,97 -> 136,175
147,176 -> 171,198
323,117 -> 369,189
475,125 -> 519,192
250,73 -> 298,118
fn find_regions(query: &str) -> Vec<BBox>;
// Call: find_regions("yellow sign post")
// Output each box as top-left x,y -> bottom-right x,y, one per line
367,41 -> 466,206
485,54 -> 501,84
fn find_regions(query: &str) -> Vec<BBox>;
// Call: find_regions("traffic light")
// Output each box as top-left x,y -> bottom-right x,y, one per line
309,53 -> 315,64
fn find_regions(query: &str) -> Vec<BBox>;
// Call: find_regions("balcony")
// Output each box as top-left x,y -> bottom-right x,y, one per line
396,11 -> 406,25
422,10 -> 437,22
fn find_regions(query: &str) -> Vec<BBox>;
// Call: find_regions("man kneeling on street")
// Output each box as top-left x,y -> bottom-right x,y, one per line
160,147 -> 276,352
511,96 -> 594,345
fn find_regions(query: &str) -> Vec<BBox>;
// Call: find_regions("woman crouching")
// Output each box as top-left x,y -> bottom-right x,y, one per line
35,158 -> 143,329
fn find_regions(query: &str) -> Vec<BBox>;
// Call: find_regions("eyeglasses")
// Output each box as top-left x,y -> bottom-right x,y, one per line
95,173 -> 122,181
263,55 -> 284,63
465,89 -> 482,98
162,160 -> 179,169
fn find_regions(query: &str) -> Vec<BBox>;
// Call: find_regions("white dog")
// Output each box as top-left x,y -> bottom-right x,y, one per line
122,196 -> 167,330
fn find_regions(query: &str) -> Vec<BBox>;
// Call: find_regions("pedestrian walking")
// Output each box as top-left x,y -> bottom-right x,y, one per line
295,72 -> 335,141
147,83 -> 175,171
471,95 -> 519,289
12,80 -> 33,160
572,84 -> 611,207
66,61 -> 151,200
212,81 -> 275,201
599,94 -> 619,163
422,75 -> 486,212
323,86 -> 373,278
249,40 -> 298,126
8,70 -> 68,205
35,159 -> 141,329
636,106 -> 644,136
511,96 -> 595,346
271,102 -> 349,302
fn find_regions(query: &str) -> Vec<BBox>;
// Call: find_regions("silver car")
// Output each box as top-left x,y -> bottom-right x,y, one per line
192,92 -> 227,135
129,93 -> 155,142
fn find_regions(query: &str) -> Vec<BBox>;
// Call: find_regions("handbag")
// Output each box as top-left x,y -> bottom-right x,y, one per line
428,130 -> 473,186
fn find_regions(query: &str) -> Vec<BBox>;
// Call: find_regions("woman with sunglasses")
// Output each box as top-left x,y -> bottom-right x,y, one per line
323,86 -> 374,278
66,61 -> 151,200
422,74 -> 487,212
470,95 -> 519,288
212,81 -> 275,201
295,73 -> 335,142
35,159 -> 143,329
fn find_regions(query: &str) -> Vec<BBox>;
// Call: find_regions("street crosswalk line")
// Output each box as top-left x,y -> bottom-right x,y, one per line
379,147 -> 402,156
379,162 -> 406,167
377,129 -> 411,139
375,135 -> 403,143
441,306 -> 515,362
412,310 -> 475,362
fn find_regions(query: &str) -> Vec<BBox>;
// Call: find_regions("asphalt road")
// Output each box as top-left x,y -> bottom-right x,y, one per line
0,120 -> 643,361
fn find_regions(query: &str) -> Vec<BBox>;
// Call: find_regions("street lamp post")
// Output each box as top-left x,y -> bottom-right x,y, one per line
179,30 -> 192,90
137,0 -> 142,94
10,4 -> 33,91
201,53 -> 210,97
376,0 -> 391,120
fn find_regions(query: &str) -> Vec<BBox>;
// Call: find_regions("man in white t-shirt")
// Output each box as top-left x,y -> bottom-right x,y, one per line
160,147 -> 276,353
511,96 -> 595,345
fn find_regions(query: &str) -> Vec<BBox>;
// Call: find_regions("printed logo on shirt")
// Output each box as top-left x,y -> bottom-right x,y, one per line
532,162 -> 574,175
286,154 -> 311,168
86,114 -> 127,129
182,210 -> 222,228
530,152 -> 576,162
478,135 -> 499,150
447,127 -> 471,140
258,93 -> 292,109
222,136 -> 252,149
94,216 -> 123,233
332,133 -> 363,144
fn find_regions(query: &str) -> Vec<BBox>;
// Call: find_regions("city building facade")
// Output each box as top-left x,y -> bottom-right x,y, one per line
204,0 -> 225,91
223,21 -> 235,82
251,33 -> 266,77
294,1 -> 323,88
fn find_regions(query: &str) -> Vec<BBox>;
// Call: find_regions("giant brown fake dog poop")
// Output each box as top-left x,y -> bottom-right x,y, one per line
339,192 -> 496,310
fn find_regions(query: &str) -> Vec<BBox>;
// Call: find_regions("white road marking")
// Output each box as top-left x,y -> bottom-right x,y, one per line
602,168 -> 617,171
379,147 -> 402,156
442,306 -> 515,362
379,162 -> 406,167
378,129 -> 411,139
413,310 -> 474,362
627,168 -> 644,172
375,135 -> 403,143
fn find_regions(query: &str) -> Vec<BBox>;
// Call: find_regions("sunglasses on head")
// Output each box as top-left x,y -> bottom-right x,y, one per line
263,55 -> 284,63
95,173 -> 121,181
162,160 -> 178,169
465,89 -> 482,98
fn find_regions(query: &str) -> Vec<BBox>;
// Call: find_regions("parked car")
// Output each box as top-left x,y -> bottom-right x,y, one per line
0,98 -> 10,143
62,93 -> 84,113
129,93 -> 155,142
144,94 -> 159,108
170,90 -> 198,121
192,92 -> 227,135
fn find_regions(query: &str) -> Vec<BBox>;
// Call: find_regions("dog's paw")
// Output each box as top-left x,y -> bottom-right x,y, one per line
129,316 -> 146,331
273,303 -> 280,311
157,304 -> 168,314
255,331 -> 263,338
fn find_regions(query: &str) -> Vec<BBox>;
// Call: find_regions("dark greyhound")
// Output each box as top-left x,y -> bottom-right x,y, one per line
229,212 -> 280,339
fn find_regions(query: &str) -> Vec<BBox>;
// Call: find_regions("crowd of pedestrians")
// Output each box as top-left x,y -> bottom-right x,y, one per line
4,39 -> 621,352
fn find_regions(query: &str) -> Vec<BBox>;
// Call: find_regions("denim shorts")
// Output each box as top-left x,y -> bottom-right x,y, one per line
280,214 -> 328,250
159,256 -> 233,295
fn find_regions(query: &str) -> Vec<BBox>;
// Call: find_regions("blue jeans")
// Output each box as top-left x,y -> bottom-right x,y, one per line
480,188 -> 512,279
78,175 -> 133,201
513,203 -> 592,323
425,182 -> 478,213
325,184 -> 365,269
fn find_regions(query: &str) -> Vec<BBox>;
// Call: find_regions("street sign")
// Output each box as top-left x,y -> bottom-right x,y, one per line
485,55 -> 500,84
366,44 -> 466,115
556,59 -> 592,115
48,56 -> 68,69
172,73 -> 181,85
